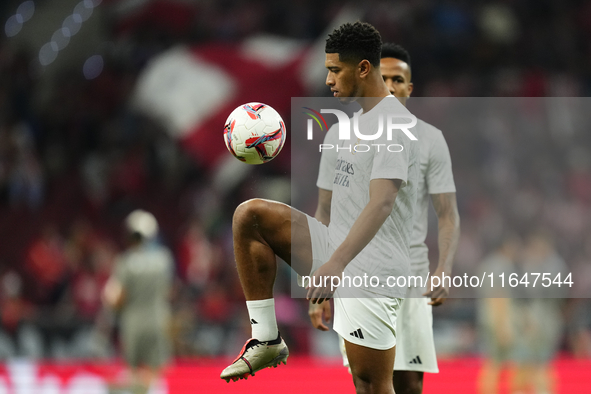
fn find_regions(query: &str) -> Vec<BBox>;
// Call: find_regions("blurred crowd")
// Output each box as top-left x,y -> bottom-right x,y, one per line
0,0 -> 591,364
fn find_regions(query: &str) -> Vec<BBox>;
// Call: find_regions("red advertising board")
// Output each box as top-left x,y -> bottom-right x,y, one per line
0,357 -> 589,393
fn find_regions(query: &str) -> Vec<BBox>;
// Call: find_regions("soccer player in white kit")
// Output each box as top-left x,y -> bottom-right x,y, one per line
309,43 -> 461,394
221,23 -> 420,394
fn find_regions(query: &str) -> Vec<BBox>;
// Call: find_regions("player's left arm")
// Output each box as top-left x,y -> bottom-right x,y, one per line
314,124 -> 338,227
308,126 -> 336,321
308,187 -> 333,329
422,192 -> 460,306
314,188 -> 332,226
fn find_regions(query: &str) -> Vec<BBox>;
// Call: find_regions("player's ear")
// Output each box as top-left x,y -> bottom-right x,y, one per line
408,82 -> 414,96
358,59 -> 371,79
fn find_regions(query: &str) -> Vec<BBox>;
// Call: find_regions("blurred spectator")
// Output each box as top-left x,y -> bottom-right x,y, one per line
81,151 -> 110,208
512,231 -> 568,394
169,287 -> 198,357
0,271 -> 34,338
0,119 -> 43,209
25,225 -> 68,304
566,234 -> 591,359
198,282 -> 234,325
63,219 -> 115,322
177,218 -> 213,289
477,234 -> 520,394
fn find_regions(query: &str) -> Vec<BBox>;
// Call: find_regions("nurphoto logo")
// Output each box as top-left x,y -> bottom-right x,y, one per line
303,107 -> 418,152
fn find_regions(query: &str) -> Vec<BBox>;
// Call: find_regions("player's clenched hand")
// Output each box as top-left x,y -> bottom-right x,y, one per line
306,259 -> 344,304
423,269 -> 450,306
308,300 -> 332,331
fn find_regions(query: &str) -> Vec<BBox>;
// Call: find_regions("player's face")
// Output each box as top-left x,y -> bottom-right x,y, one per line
380,57 -> 413,104
325,53 -> 360,102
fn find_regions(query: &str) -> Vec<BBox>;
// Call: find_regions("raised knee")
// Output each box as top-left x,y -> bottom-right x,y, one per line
233,198 -> 268,228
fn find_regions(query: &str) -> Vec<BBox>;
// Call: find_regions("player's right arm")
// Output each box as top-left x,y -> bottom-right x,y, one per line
307,178 -> 402,303
308,119 -> 412,304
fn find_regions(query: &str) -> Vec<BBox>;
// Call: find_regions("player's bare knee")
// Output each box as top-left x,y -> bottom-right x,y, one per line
233,198 -> 268,230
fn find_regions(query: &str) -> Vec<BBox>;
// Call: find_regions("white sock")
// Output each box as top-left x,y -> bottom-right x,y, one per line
246,298 -> 278,341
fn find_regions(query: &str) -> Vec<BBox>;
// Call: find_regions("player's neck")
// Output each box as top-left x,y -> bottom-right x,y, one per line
359,73 -> 391,112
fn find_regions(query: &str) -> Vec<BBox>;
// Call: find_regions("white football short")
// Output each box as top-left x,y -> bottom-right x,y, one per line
334,292 -> 402,350
306,215 -> 402,351
339,284 -> 439,373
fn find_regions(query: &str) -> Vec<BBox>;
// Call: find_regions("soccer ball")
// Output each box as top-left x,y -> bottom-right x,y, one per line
223,102 -> 286,165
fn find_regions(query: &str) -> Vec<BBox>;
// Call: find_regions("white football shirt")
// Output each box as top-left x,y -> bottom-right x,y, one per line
318,116 -> 455,278
324,96 -> 419,298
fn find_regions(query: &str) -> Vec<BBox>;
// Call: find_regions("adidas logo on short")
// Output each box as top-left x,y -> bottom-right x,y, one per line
349,328 -> 364,339
409,355 -> 422,364
250,319 -> 258,324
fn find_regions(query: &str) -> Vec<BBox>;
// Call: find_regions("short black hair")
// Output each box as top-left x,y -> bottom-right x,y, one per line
325,22 -> 382,67
380,43 -> 411,67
